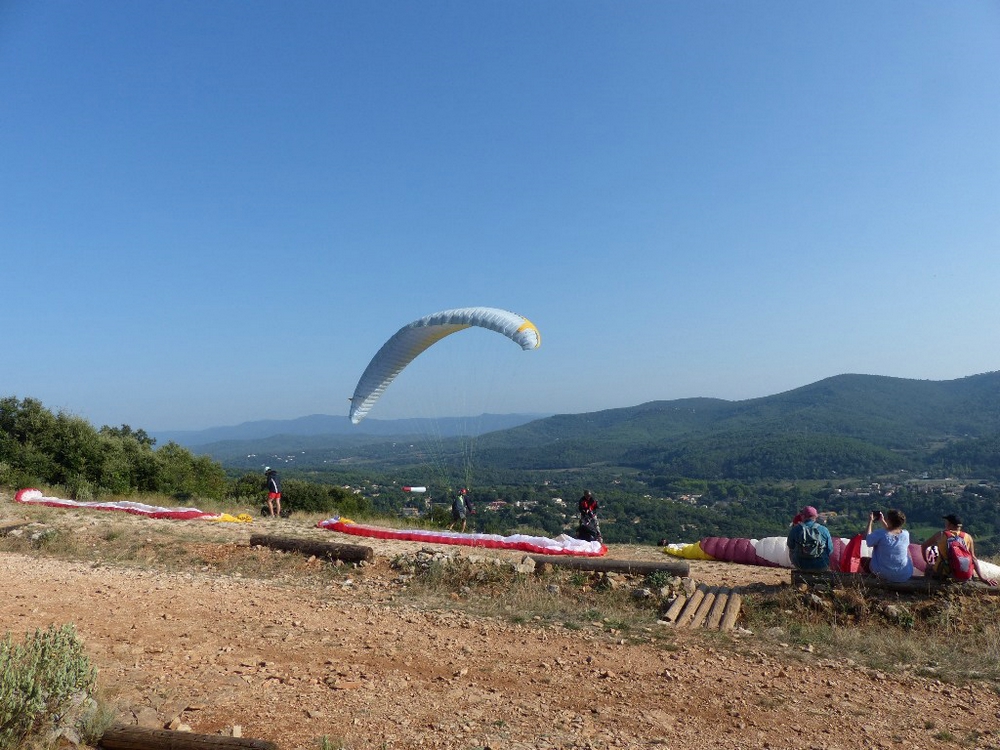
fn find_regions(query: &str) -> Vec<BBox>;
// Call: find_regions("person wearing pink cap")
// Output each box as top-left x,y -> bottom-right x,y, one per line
786,506 -> 833,570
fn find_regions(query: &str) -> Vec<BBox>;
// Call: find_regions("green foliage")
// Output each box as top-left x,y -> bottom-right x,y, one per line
190,371 -> 1000,485
0,624 -> 97,750
154,442 -> 228,500
282,479 -> 335,513
226,472 -> 374,517
0,397 -> 228,500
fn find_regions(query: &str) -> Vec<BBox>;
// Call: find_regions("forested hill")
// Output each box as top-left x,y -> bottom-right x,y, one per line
187,372 -> 1000,481
470,372 -> 1000,479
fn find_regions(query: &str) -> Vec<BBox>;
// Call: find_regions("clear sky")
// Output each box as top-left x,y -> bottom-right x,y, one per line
2,1 -> 999,431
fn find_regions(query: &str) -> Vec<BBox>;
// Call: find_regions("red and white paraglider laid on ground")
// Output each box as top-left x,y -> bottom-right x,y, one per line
664,534 -> 1000,581
318,516 -> 607,557
665,535 -> 888,572
14,488 -> 252,522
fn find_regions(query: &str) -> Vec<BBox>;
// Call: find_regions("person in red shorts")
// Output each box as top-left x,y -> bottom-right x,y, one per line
264,467 -> 282,518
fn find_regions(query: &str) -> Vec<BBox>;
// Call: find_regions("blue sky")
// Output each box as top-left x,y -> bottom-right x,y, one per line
2,1 -> 999,431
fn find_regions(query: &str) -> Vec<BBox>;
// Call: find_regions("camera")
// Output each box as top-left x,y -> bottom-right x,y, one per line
872,510 -> 882,518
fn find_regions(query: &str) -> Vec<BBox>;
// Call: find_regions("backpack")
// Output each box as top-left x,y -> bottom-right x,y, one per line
578,514 -> 602,543
944,532 -> 975,581
452,496 -> 466,515
797,522 -> 826,559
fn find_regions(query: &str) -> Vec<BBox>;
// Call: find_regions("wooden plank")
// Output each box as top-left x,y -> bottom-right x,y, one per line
790,569 -> 1000,595
249,534 -> 373,563
720,590 -> 743,631
687,586 -> 718,629
661,594 -> 687,623
99,726 -> 278,750
0,521 -> 30,536
674,585 -> 707,628
705,588 -> 730,630
528,555 -> 689,577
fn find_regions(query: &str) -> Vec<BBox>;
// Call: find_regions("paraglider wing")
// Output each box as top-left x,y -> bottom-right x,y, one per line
348,307 -> 541,424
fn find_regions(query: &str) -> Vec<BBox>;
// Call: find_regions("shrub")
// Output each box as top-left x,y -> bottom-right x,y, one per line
283,479 -> 333,513
0,624 -> 97,750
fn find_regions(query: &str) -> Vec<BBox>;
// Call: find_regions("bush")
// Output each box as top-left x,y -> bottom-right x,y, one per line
0,624 -> 97,749
281,479 -> 372,516
283,479 -> 333,513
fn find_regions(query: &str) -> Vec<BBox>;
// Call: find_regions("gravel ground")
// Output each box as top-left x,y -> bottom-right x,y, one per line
2,497 -> 999,750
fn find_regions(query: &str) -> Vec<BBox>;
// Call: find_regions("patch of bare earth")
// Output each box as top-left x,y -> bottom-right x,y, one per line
1,497 -> 998,750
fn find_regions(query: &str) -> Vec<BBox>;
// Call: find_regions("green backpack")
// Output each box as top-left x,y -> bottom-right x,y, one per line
797,523 -> 825,558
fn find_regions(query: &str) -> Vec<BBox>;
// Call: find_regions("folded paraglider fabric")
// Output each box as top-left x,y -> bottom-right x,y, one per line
13,488 -> 248,522
318,517 -> 606,557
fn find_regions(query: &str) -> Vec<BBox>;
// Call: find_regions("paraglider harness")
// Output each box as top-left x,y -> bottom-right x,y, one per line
929,531 -> 975,582
578,510 -> 602,543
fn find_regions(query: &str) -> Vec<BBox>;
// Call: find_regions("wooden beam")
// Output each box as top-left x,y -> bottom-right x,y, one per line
99,726 -> 277,750
687,586 -> 718,629
791,569 -> 1000,595
528,555 -> 689,577
661,593 -> 687,623
674,584 -> 707,628
720,590 -> 743,631
705,589 -> 730,630
249,534 -> 373,564
0,521 -> 30,536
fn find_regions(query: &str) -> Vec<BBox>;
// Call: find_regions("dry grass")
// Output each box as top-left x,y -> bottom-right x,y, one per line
5,491 -> 1000,689
741,578 -> 1000,686
394,554 -> 674,643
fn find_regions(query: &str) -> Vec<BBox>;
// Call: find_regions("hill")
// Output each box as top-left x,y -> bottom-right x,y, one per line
152,412 -> 547,447
189,372 -> 1000,481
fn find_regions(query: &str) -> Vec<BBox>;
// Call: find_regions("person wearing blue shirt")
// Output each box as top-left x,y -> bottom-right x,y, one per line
863,509 -> 914,583
786,506 -> 834,570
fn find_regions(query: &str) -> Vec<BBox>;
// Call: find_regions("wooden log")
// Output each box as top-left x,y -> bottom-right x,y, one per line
705,588 -> 730,630
688,586 -> 718,629
0,521 -> 30,536
528,555 -> 689,577
790,569 -> 1000,595
249,534 -> 373,563
674,585 -> 707,628
99,726 -> 278,750
720,589 -> 743,631
661,594 -> 687,623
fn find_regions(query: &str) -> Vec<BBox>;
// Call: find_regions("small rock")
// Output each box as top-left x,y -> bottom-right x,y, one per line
134,706 -> 160,730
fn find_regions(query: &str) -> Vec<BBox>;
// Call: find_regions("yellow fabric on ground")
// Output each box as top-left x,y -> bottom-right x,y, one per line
663,542 -> 715,560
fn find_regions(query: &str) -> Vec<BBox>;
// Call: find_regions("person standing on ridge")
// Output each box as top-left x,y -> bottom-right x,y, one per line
264,467 -> 282,518
577,490 -> 602,543
448,488 -> 473,532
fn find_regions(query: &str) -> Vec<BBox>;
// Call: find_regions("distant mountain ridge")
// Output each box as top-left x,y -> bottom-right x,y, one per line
469,372 -> 1000,478
180,372 -> 1000,481
152,413 -> 549,448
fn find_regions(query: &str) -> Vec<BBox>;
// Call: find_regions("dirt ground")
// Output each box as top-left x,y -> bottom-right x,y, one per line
2,498 -> 999,750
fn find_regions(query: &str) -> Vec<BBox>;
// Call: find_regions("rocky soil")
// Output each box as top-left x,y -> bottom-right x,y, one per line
2,497 -> 999,750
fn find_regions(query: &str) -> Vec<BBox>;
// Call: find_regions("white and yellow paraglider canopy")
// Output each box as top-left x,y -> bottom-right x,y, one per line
348,306 -> 540,424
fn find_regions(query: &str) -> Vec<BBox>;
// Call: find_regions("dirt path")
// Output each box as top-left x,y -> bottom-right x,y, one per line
2,504 -> 997,750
